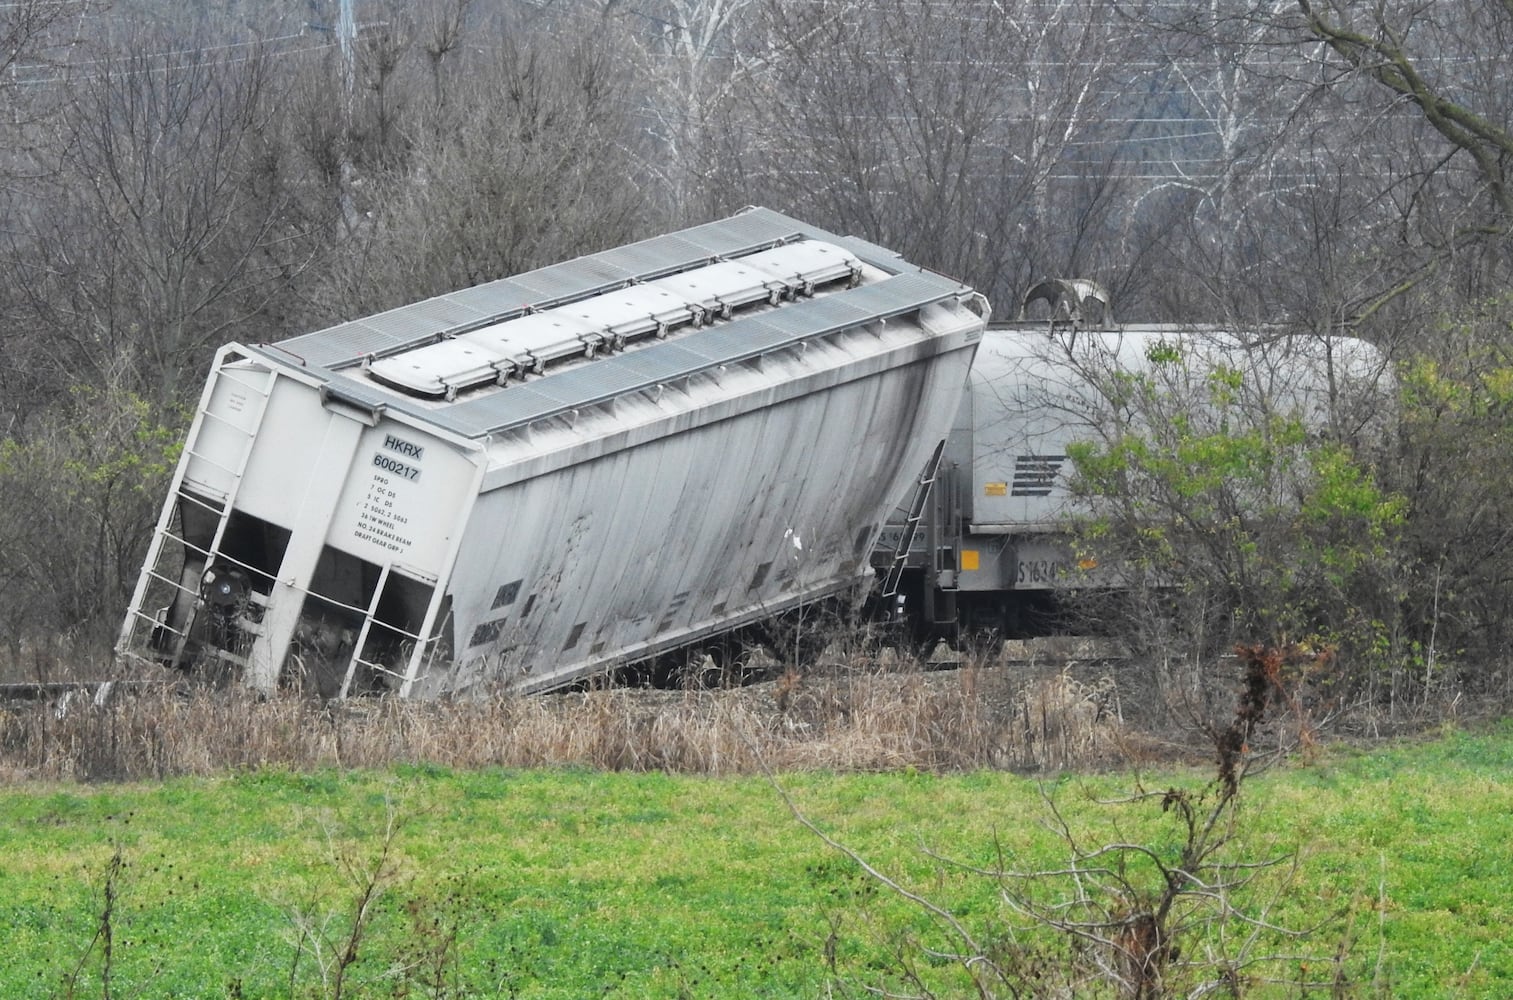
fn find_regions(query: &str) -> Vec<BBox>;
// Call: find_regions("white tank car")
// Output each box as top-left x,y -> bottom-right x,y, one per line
873,304 -> 1393,637
118,209 -> 988,696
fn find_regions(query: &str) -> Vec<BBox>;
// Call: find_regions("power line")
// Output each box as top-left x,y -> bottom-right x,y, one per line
2,36 -> 335,86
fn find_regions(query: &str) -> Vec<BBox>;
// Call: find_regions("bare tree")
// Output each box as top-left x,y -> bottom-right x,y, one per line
1134,0 -> 1513,323
0,0 -> 94,85
2,22 -> 316,408
705,0 -> 1142,313
308,24 -> 654,320
0,18 -> 326,647
0,0 -> 99,422
1104,5 -> 1513,708
1106,2 -> 1324,321
420,0 -> 472,118
1291,0 -> 1513,317
1298,0 -> 1513,224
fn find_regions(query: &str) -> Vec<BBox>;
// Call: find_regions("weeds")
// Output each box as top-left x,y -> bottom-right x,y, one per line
1,627 -> 1468,784
59,791 -> 476,1000
283,796 -> 406,999
60,843 -> 123,1000
1,649 -> 1138,781
56,814 -> 166,1000
800,643 -> 1356,998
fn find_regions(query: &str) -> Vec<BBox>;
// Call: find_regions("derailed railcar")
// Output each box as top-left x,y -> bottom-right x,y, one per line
874,301 -> 1393,637
118,209 -> 987,696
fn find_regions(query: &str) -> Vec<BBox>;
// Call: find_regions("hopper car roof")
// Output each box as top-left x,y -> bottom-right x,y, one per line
246,207 -> 978,441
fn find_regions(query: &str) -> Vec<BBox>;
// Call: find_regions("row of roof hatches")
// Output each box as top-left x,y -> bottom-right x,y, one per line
362,239 -> 864,400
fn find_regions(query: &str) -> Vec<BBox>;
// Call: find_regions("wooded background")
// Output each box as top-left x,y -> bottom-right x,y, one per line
2,0 -> 1509,709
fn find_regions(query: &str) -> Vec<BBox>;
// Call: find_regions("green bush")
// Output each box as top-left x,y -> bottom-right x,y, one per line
1063,340 -> 1403,677
0,385 -> 182,662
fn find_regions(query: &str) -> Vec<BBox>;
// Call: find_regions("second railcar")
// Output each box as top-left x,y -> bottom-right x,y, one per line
874,311 -> 1393,638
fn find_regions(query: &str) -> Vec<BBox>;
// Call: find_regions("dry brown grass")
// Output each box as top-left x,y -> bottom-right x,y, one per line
0,649 -> 1146,782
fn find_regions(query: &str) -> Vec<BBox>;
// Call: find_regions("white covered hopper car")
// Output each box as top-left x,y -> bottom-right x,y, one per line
872,303 -> 1392,637
117,209 -> 987,696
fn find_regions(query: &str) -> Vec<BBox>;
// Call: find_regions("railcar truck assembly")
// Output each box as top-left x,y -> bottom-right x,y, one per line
117,208 -> 988,697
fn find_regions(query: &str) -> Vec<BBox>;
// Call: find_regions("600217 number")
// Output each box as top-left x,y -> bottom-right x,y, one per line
373,453 -> 420,481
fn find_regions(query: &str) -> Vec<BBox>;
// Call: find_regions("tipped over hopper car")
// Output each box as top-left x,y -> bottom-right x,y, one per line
117,208 -> 988,697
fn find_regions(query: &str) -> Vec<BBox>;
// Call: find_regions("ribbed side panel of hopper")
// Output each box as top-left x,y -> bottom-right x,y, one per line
117,208 -> 988,697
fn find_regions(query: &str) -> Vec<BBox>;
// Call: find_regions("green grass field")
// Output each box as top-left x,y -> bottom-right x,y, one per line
2,723 -> 1510,997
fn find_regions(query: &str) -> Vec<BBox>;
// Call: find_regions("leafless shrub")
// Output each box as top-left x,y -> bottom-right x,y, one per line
282,794 -> 408,1000
57,788 -> 468,999
793,644 -> 1355,999
60,840 -> 127,1000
